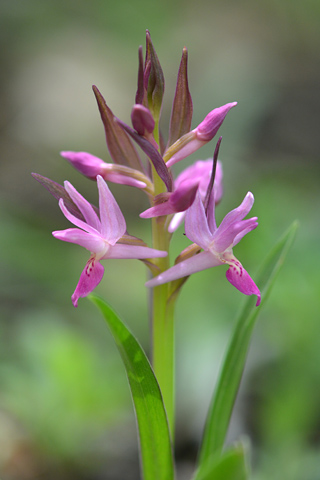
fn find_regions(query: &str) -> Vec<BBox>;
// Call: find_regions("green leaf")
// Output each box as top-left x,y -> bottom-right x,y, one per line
89,294 -> 174,480
198,221 -> 298,465
194,441 -> 249,480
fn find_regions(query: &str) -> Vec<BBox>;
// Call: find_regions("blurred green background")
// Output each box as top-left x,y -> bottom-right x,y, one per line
0,0 -> 319,479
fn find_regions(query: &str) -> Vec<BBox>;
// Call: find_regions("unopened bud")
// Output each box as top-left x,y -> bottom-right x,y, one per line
131,104 -> 155,136
165,102 -> 237,167
61,151 -> 105,179
196,102 -> 237,141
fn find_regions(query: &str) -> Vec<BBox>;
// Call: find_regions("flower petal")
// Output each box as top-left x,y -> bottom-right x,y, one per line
146,251 -> 222,287
215,192 -> 254,239
140,178 -> 198,219
185,192 -> 214,249
64,181 -> 101,231
233,218 -> 258,246
58,199 -> 100,236
71,257 -> 104,307
168,211 -> 186,232
213,217 -> 258,252
166,136 -> 205,168
225,260 -> 261,306
52,228 -> 106,253
103,244 -> 167,259
140,201 -> 176,218
97,176 -> 126,244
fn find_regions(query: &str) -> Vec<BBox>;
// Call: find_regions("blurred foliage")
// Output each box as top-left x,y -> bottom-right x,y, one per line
0,0 -> 319,479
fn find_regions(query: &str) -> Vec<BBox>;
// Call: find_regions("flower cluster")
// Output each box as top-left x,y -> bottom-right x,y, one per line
33,30 -> 260,307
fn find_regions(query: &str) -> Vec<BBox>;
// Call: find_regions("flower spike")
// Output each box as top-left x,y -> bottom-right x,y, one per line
53,176 -> 167,307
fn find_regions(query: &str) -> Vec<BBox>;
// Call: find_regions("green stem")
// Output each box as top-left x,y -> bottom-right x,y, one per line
150,120 -> 176,439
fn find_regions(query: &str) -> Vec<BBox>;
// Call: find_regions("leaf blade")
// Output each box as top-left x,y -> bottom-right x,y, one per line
198,221 -> 298,465
194,441 -> 250,480
89,294 -> 174,480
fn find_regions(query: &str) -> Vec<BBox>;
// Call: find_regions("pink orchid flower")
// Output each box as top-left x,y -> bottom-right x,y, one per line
168,159 -> 223,232
60,151 -> 150,190
146,190 -> 261,306
165,102 -> 237,168
53,175 -> 167,307
140,159 -> 223,233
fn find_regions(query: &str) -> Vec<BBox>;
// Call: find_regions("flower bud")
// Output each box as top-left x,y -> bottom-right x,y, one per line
144,30 -> 165,121
131,104 -> 155,136
196,102 -> 237,141
61,151 -> 106,179
167,47 -> 193,148
165,102 -> 237,168
60,151 -> 153,192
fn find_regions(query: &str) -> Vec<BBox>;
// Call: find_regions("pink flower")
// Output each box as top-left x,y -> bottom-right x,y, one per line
140,159 -> 223,233
60,151 -> 151,190
146,190 -> 261,306
168,159 -> 223,232
165,102 -> 237,168
53,176 -> 167,307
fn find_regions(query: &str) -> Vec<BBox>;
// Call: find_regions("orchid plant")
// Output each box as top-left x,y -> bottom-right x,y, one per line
33,31 -> 297,480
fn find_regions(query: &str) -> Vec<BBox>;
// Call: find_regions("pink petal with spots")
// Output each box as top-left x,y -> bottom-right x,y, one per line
71,258 -> 104,307
226,262 -> 261,306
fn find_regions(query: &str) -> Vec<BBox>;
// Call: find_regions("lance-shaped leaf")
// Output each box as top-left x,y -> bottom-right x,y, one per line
93,85 -> 144,172
89,295 -> 174,480
167,47 -> 193,148
117,118 -> 173,192
144,30 -> 165,121
197,221 -> 298,466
